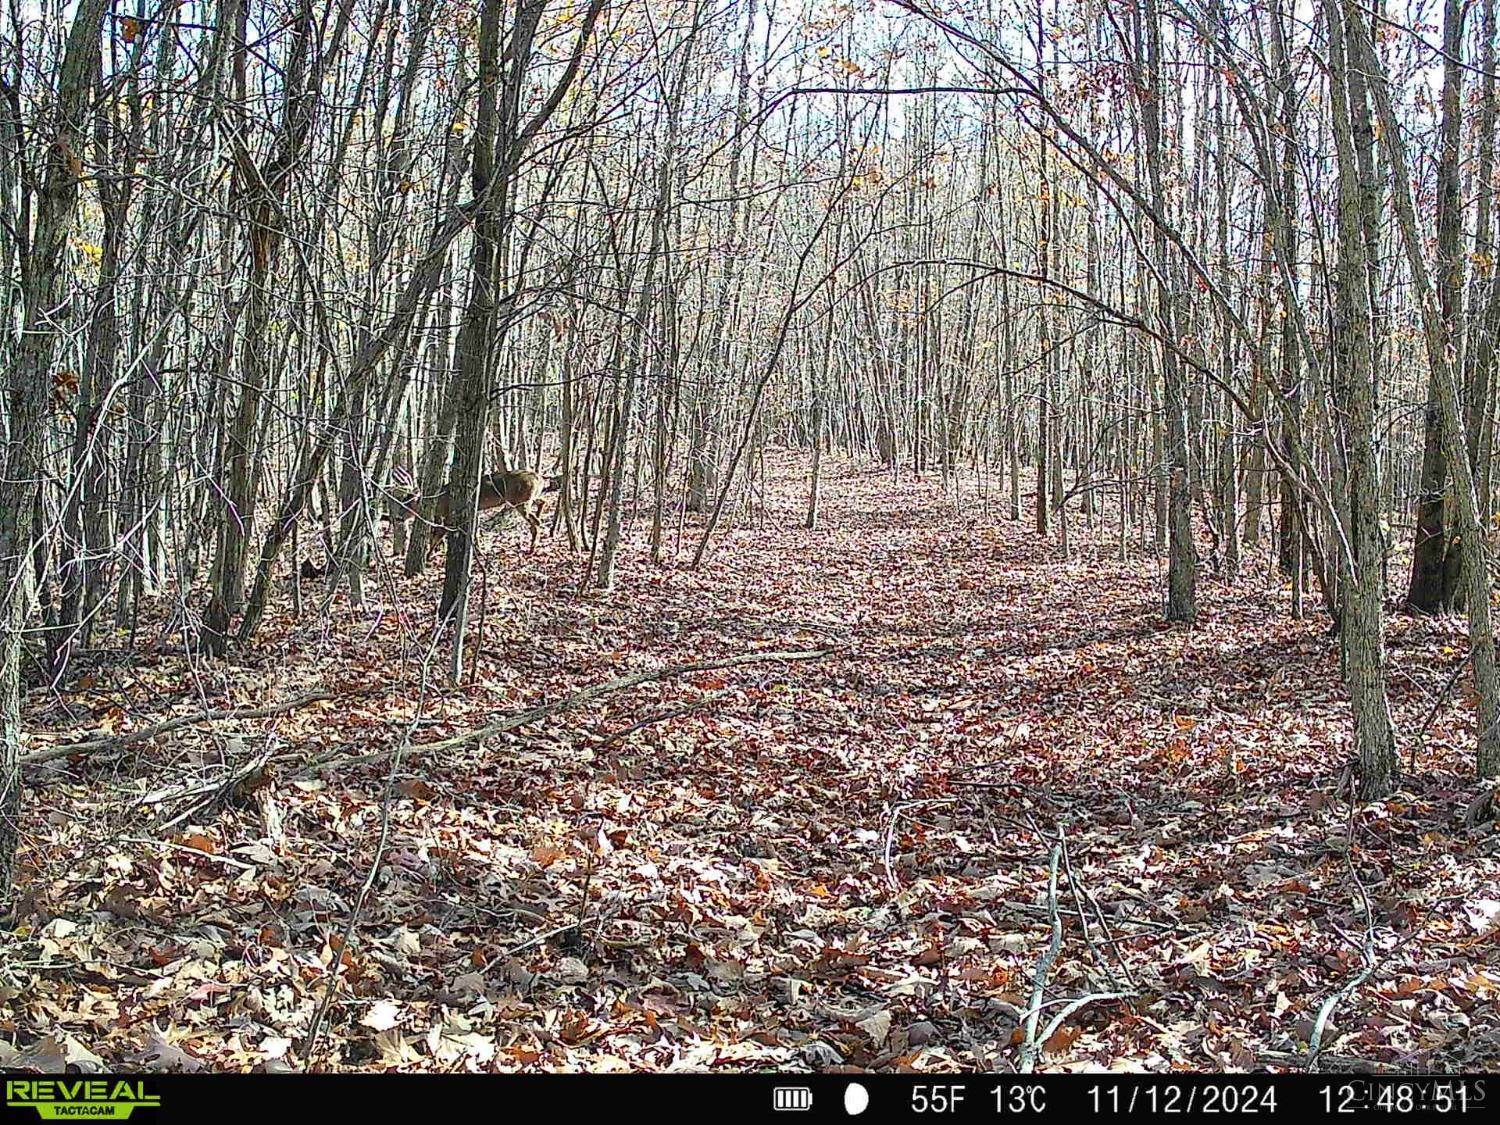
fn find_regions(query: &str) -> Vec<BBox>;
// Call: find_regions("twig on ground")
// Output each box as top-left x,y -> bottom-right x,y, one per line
119,836 -> 258,871
493,919 -> 597,961
1410,651 -> 1473,773
1016,828 -> 1134,1073
298,623 -> 444,1069
1017,836 -> 1065,1074
881,797 -> 957,893
293,648 -> 833,777
1259,1048 -> 1384,1073
23,691 -> 334,769
596,691 -> 725,749
1305,789 -> 1381,1072
1060,833 -> 1136,991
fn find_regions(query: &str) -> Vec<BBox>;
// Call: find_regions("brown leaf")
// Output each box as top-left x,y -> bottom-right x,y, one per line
178,834 -> 216,855
1042,1024 -> 1083,1055
397,778 -> 436,801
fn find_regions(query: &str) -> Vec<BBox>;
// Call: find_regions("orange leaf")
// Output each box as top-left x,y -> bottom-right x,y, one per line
531,843 -> 566,866
1043,1024 -> 1083,1055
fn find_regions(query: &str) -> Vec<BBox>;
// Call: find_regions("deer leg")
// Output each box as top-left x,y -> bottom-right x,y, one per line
525,503 -> 542,554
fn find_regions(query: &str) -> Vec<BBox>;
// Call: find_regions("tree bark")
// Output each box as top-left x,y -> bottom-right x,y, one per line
0,0 -> 110,908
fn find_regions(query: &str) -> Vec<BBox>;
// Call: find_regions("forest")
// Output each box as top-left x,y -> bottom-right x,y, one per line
1,0 -> 1498,1077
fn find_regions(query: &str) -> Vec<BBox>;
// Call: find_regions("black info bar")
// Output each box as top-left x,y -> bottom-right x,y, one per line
0,1074 -> 1491,1122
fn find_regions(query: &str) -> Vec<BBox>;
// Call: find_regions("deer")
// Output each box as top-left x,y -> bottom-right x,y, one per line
395,470 -> 560,556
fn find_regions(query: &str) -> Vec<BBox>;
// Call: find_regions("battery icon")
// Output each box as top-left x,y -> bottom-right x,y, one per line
773,1087 -> 814,1111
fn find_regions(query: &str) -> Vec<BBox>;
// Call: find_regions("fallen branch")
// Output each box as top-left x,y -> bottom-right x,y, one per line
1307,942 -> 1375,1071
1016,828 -> 1133,1072
996,900 -> 1179,932
881,797 -> 957,893
1305,790 -> 1381,1072
1061,831 -> 1136,991
1258,1048 -> 1385,1074
596,691 -> 726,749
23,691 -> 334,769
295,648 -> 834,777
1034,989 -> 1133,1055
1017,837 -> 1065,1074
119,835 -> 258,872
155,746 -> 275,831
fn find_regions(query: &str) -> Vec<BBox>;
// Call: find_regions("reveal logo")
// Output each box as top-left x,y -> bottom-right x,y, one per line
5,1080 -> 159,1120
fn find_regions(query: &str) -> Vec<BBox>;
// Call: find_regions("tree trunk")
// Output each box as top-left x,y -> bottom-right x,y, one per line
0,0 -> 109,908
1324,0 -> 1399,797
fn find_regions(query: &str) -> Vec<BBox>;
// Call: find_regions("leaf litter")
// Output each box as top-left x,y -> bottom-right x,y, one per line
6,451 -> 1499,1073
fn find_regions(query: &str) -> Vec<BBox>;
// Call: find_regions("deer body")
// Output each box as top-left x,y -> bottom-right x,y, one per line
399,470 -> 558,555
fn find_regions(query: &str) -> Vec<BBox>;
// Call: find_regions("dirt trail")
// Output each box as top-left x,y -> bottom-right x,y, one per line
13,451 -> 1499,1071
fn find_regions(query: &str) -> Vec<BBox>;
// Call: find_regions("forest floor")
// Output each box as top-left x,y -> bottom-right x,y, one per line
6,449 -> 1500,1073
